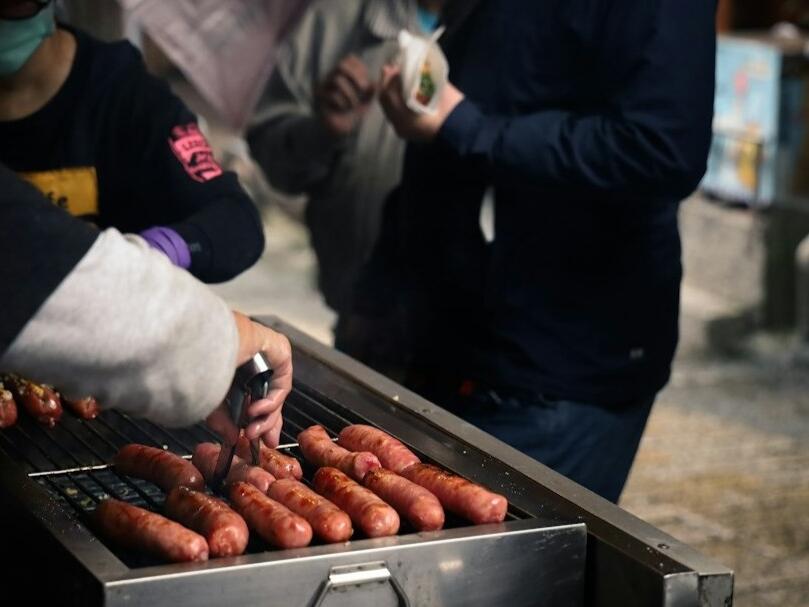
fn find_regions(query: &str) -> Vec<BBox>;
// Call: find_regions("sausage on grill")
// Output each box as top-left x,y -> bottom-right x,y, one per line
337,425 -> 420,474
164,486 -> 249,557
313,467 -> 399,538
3,375 -> 62,427
0,383 -> 18,428
63,396 -> 101,420
298,425 -> 380,482
236,437 -> 302,480
363,468 -> 444,531
94,498 -> 209,562
267,478 -> 353,543
114,444 -> 204,492
400,463 -> 508,525
229,481 -> 312,549
192,442 -> 275,493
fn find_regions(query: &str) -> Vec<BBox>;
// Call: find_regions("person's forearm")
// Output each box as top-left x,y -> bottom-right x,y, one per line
169,190 -> 265,283
247,113 -> 346,195
0,229 -> 239,427
438,99 -> 709,199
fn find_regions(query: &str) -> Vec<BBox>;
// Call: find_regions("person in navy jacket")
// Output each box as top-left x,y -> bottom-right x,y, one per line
349,0 -> 717,501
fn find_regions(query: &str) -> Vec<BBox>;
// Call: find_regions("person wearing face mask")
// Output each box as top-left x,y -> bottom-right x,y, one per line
0,0 -> 265,284
248,0 -> 446,370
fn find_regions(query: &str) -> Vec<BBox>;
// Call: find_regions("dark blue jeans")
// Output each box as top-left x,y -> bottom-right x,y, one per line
440,389 -> 654,503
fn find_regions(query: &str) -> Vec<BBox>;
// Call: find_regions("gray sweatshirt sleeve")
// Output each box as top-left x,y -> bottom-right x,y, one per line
0,229 -> 239,428
247,3 -> 348,194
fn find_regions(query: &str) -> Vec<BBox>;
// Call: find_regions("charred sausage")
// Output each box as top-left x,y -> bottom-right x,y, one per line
236,437 -> 302,480
114,444 -> 204,492
192,442 -> 275,493
337,425 -> 420,474
363,468 -> 444,531
400,463 -> 508,525
4,375 -> 62,427
229,481 -> 312,549
0,383 -> 18,428
164,486 -> 249,557
63,396 -> 101,420
94,498 -> 208,562
298,425 -> 381,482
267,478 -> 353,543
313,467 -> 399,537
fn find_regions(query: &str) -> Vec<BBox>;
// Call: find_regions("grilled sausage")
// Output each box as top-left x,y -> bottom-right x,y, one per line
63,396 -> 101,420
0,383 -> 18,428
164,486 -> 249,557
94,498 -> 208,562
298,425 -> 381,482
337,425 -> 420,474
114,444 -> 204,492
4,375 -> 62,427
236,437 -> 302,480
229,481 -> 312,549
313,467 -> 399,538
192,442 -> 275,493
267,478 -> 353,543
400,463 -> 508,525
363,468 -> 444,531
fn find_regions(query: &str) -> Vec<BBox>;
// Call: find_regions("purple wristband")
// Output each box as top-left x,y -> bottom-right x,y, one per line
140,226 -> 192,269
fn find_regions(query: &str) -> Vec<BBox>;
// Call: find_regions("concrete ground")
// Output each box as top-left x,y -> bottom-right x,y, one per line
213,203 -> 808,607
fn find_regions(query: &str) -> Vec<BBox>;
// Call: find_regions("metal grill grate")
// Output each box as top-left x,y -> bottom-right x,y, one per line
0,383 -> 524,567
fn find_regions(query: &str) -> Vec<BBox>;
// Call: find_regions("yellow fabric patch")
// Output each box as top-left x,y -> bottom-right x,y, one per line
19,167 -> 99,217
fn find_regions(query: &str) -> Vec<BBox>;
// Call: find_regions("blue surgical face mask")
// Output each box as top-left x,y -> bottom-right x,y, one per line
0,4 -> 56,77
417,6 -> 440,34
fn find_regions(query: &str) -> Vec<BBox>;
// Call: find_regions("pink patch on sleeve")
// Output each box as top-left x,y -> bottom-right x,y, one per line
168,123 -> 224,183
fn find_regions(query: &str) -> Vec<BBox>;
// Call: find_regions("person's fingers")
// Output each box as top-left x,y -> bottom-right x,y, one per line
246,395 -> 282,419
380,64 -> 401,91
379,66 -> 408,125
261,415 -> 284,449
252,323 -> 293,379
322,86 -> 353,113
330,72 -> 362,109
244,406 -> 283,443
338,55 -> 374,100
206,404 -> 239,443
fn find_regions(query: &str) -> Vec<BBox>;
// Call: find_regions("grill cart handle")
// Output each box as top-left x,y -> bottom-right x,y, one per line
311,561 -> 410,607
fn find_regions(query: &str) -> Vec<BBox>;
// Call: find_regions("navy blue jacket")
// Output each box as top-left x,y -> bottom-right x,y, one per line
368,0 -> 717,404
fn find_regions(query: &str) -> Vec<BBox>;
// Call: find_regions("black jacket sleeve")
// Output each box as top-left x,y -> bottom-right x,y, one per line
438,0 -> 716,200
100,43 -> 265,283
0,164 -> 99,353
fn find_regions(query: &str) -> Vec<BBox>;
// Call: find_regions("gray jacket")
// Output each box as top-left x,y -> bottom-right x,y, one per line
248,0 -> 420,313
2,229 -> 238,428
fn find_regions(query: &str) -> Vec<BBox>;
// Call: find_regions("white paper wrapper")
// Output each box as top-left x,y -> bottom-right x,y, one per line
397,28 -> 449,115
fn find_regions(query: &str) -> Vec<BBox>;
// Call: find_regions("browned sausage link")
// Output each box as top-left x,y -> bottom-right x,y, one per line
114,444 -> 204,492
229,481 -> 313,549
267,478 -> 353,543
337,424 -> 420,474
363,468 -> 445,531
313,467 -> 399,538
4,375 -> 62,427
94,498 -> 208,562
192,442 -> 275,493
298,425 -> 381,481
236,437 -> 302,480
164,486 -> 249,557
0,383 -> 18,428
400,463 -> 508,525
63,396 -> 101,420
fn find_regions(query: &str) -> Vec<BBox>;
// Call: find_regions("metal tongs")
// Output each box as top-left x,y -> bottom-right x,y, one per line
210,353 -> 272,493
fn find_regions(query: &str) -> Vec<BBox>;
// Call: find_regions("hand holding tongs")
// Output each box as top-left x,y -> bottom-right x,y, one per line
210,353 -> 272,493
